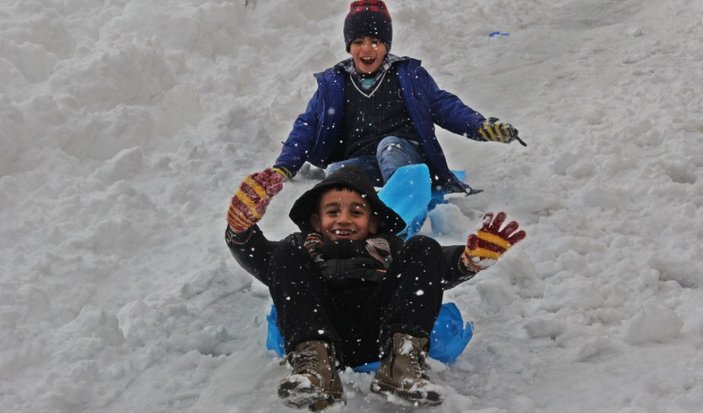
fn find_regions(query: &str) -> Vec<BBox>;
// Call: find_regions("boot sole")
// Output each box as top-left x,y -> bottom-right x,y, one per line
278,384 -> 344,411
370,380 -> 443,407
309,396 -> 345,412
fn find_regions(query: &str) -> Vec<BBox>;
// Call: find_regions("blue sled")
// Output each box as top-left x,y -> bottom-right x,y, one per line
378,164 -> 433,239
266,302 -> 473,373
378,164 -> 468,239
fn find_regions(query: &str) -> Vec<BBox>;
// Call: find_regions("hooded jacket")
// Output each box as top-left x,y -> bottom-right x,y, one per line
273,57 -> 487,193
289,166 -> 405,234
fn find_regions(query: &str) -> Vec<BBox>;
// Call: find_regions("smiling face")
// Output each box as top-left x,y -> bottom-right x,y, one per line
310,188 -> 378,241
349,36 -> 387,75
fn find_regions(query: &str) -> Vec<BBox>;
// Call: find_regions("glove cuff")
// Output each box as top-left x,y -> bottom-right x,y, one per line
225,225 -> 255,245
460,253 -> 488,273
272,166 -> 292,180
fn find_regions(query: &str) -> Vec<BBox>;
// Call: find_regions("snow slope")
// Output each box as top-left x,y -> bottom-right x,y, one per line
1,0 -> 702,412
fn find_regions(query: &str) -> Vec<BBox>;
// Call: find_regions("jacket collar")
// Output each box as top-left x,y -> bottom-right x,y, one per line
335,54 -> 407,89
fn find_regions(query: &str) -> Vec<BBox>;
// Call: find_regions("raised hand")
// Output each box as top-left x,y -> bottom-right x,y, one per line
462,212 -> 526,272
227,168 -> 284,233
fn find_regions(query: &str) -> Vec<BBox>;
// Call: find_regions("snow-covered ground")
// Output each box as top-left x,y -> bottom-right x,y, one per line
2,0 -> 702,412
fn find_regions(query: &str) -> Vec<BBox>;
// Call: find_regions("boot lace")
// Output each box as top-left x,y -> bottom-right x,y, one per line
283,344 -> 322,378
399,336 -> 430,380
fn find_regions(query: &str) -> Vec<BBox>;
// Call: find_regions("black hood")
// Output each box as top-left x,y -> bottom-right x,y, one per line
289,167 -> 405,234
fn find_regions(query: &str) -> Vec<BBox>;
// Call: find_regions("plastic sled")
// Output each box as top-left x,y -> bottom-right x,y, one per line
378,164 -> 432,239
378,165 -> 469,238
266,302 -> 473,373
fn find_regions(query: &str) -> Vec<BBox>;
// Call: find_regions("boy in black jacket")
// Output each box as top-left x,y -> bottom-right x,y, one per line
225,167 -> 525,410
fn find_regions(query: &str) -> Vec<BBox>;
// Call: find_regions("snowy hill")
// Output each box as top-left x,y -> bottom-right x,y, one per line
1,0 -> 702,412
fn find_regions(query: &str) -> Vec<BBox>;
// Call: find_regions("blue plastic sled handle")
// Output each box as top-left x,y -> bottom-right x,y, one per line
378,164 -> 432,239
377,164 -> 468,239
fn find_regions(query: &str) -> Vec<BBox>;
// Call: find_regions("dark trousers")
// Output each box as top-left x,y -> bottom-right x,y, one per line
268,235 -> 444,368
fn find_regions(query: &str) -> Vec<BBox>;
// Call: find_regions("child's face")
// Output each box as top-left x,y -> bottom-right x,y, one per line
310,188 -> 378,241
349,36 -> 387,75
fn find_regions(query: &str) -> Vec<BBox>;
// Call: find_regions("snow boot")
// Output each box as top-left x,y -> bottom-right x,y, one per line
370,333 -> 443,407
278,341 -> 344,411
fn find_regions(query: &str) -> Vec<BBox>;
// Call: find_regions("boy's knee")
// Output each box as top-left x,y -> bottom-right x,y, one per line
377,136 -> 404,154
403,235 -> 442,257
397,235 -> 444,286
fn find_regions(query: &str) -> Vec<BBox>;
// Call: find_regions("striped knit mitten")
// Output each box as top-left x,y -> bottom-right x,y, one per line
227,168 -> 283,233
462,212 -> 526,272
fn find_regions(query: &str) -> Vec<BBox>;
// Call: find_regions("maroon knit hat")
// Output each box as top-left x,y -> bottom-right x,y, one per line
343,0 -> 393,52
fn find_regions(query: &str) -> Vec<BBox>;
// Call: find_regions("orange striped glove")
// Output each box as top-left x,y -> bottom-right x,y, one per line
462,212 -> 526,272
227,168 -> 284,233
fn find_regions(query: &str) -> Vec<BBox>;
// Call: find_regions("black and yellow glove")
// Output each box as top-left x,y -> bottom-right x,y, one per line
477,117 -> 526,146
272,166 -> 293,180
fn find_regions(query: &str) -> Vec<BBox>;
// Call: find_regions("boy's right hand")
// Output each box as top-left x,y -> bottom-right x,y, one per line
227,168 -> 284,233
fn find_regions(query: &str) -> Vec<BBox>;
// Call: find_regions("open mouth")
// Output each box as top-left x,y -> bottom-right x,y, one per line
359,56 -> 376,65
331,229 -> 355,237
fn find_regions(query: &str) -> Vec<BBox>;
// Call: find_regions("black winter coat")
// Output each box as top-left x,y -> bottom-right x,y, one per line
225,225 -> 475,290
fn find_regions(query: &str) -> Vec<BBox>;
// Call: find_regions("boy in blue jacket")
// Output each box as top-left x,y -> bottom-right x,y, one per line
225,166 -> 526,410
270,0 -> 523,194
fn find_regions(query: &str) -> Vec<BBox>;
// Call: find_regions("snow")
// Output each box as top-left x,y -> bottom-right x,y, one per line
1,0 -> 702,412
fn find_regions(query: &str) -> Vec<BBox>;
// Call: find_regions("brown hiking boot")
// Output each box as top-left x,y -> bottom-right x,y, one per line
370,333 -> 443,407
278,341 -> 344,411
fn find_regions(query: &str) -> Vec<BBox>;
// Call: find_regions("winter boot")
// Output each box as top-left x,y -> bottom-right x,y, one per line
370,333 -> 443,407
278,341 -> 344,411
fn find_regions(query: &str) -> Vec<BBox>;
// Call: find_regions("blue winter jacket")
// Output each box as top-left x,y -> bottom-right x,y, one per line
273,58 -> 487,193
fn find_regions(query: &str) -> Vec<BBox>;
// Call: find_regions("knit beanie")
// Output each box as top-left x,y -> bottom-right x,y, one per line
343,0 -> 393,52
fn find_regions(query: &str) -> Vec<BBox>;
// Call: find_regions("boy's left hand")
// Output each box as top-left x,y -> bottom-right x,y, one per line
462,212 -> 526,272
477,117 -> 526,146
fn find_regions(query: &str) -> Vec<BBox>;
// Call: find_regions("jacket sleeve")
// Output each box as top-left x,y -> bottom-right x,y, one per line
418,67 -> 487,141
387,234 -> 475,289
225,225 -> 277,286
273,88 -> 323,177
440,245 -> 478,290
